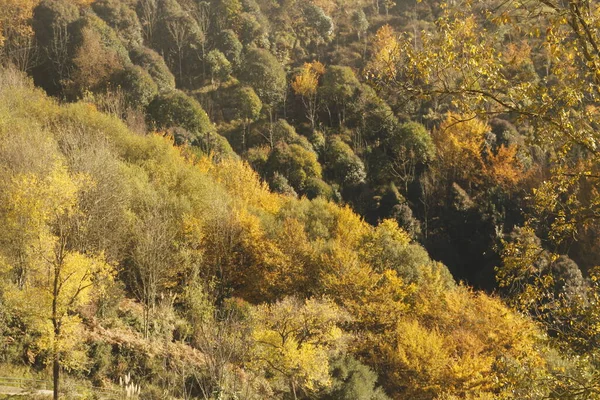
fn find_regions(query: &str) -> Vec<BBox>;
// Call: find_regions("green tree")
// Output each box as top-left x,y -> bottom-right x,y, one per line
31,0 -> 80,94
206,49 -> 232,87
319,66 -> 360,126
129,46 -> 176,93
232,86 -> 262,151
266,142 -> 323,195
322,356 -> 390,400
146,90 -> 215,142
216,29 -> 243,66
92,0 -> 144,48
324,136 -> 366,187
239,48 -> 286,131
351,9 -> 369,41
385,122 -> 435,192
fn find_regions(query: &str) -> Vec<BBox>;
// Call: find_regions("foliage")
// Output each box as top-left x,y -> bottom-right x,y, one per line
146,90 -> 215,141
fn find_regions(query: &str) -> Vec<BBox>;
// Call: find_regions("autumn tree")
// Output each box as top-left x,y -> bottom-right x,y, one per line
0,0 -> 38,71
431,113 -> 488,187
366,25 -> 399,81
0,164 -> 113,400
291,61 -> 325,131
249,297 -> 349,399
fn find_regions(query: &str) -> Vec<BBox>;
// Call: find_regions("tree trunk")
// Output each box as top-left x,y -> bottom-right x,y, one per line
53,354 -> 59,400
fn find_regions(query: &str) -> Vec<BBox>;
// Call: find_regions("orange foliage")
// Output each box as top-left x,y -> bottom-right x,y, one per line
484,145 -> 524,188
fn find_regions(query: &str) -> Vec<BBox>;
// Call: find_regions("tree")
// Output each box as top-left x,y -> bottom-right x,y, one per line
32,0 -> 80,94
385,122 -> 435,192
213,0 -> 243,31
319,66 -> 360,126
216,29 -> 242,66
164,13 -> 195,84
232,86 -> 262,151
249,297 -> 349,400
324,136 -> 366,187
0,164 -> 113,400
266,142 -> 323,195
366,25 -> 399,81
0,0 -> 38,71
351,9 -> 369,41
92,0 -> 144,48
136,0 -> 158,44
146,90 -> 215,142
322,356 -> 390,400
69,20 -> 126,96
129,46 -> 176,93
302,3 -> 334,46
205,49 -> 232,87
431,113 -> 488,186
239,48 -> 286,127
497,226 -> 587,334
291,61 -> 325,131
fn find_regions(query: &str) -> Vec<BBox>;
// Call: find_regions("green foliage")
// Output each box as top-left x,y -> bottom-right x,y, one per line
324,136 -> 366,186
320,66 -> 360,113
351,10 -> 369,39
129,46 -> 176,93
266,142 -> 322,195
31,0 -> 80,93
146,90 -> 215,140
216,29 -> 242,65
91,0 -> 143,48
322,356 -> 390,400
239,48 -> 286,108
232,86 -> 262,122
205,49 -> 232,85
112,64 -> 158,108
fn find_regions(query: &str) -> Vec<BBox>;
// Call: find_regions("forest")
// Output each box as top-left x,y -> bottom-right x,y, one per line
1,0 -> 600,398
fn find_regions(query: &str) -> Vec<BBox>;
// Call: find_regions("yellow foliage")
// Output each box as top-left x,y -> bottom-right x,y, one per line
367,25 -> 400,80
234,208 -> 296,301
204,156 -> 281,215
484,144 -> 524,188
292,61 -> 325,97
0,0 -> 37,40
432,113 -> 488,182
1,162 -> 114,372
389,283 -> 548,398
250,297 -> 349,395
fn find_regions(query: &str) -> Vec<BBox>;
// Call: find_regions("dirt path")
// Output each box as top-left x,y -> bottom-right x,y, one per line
0,385 -> 52,396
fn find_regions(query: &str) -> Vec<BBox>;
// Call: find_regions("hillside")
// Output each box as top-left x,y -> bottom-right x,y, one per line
2,0 -> 600,398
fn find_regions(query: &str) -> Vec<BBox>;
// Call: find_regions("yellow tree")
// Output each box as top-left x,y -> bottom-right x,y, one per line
0,0 -> 38,71
0,164 -> 113,400
249,297 -> 349,400
366,25 -> 399,81
291,61 -> 325,131
431,113 -> 488,186
484,144 -> 525,190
